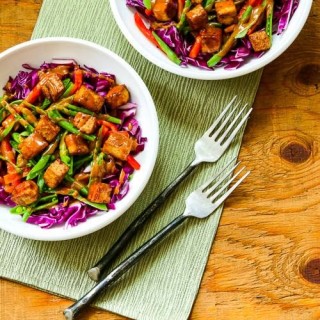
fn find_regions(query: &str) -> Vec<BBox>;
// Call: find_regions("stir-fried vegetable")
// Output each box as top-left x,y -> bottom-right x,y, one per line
0,61 -> 146,228
127,0 -> 299,70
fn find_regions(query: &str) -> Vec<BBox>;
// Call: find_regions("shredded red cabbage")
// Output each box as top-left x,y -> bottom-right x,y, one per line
27,197 -> 99,229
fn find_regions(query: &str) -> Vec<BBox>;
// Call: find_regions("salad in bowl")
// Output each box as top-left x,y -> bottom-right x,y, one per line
0,37 -> 158,241
110,0 -> 312,79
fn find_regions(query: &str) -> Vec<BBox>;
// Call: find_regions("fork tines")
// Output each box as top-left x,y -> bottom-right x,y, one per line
207,96 -> 252,146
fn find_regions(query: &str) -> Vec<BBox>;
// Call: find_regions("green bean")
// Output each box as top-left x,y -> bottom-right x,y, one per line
73,193 -> 107,211
47,109 -> 96,141
152,32 -> 181,65
41,98 -> 52,109
0,120 -> 17,141
26,154 -> 51,180
64,175 -> 88,197
60,131 -> 73,175
97,114 -> 122,125
3,101 -> 34,133
36,173 -> 45,193
204,0 -> 216,11
59,108 -> 77,117
177,0 -> 192,30
67,104 -> 94,116
53,188 -> 108,211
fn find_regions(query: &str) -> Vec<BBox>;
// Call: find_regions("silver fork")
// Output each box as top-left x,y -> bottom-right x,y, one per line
64,163 -> 250,320
88,96 -> 252,281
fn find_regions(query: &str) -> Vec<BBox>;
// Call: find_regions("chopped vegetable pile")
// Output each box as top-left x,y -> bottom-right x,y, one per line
127,0 -> 299,70
0,61 -> 146,228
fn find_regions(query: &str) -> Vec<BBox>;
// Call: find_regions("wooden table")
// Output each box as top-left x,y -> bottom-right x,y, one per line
1,1 -> 320,319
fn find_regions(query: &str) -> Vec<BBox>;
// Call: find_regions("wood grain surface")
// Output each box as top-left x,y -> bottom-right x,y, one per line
1,1 -> 320,319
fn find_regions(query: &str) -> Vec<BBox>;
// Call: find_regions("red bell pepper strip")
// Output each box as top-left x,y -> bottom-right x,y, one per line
1,138 -> 22,192
134,12 -> 159,48
178,0 -> 185,18
25,83 -> 42,104
69,67 -> 83,95
189,36 -> 202,58
101,125 -> 109,138
1,138 -> 16,171
127,154 -> 141,170
97,119 -> 119,132
3,174 -> 21,193
248,0 -> 262,6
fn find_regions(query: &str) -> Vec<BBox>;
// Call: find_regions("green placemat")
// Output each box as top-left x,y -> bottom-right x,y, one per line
0,1 -> 262,319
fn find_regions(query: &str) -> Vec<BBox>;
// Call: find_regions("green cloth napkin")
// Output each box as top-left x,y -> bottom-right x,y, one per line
0,0 -> 262,319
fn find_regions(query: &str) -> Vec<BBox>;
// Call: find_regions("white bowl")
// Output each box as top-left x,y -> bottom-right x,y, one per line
0,37 -> 159,241
110,0 -> 312,80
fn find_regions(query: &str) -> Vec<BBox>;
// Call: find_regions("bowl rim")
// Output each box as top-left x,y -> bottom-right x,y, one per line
0,36 -> 159,241
110,0 -> 313,80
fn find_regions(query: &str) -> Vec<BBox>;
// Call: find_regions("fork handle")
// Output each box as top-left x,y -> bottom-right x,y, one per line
87,163 -> 197,281
64,214 -> 188,320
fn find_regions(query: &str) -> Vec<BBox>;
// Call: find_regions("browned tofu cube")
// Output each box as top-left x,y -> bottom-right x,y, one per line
35,115 -> 61,142
152,0 -> 177,22
186,4 -> 208,30
248,30 -> 271,52
19,132 -> 48,160
38,70 -> 65,101
74,85 -> 104,113
105,85 -> 130,109
11,180 -> 39,206
44,159 -> 69,189
73,112 -> 97,134
102,131 -> 133,161
215,1 -> 237,25
65,134 -> 90,156
88,182 -> 112,203
88,182 -> 112,204
200,26 -> 223,53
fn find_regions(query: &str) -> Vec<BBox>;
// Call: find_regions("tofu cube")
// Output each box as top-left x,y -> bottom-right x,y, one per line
200,26 -> 223,53
65,134 -> 90,156
44,159 -> 69,189
105,85 -> 130,109
186,4 -> 208,30
102,131 -> 133,161
19,132 -> 48,160
35,115 -> 60,142
73,112 -> 97,134
88,182 -> 112,204
215,1 -> 237,25
152,0 -> 177,22
74,85 -> 104,113
248,30 -> 271,52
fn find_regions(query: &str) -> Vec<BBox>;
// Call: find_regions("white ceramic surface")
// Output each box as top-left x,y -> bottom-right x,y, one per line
0,37 -> 159,241
110,0 -> 312,80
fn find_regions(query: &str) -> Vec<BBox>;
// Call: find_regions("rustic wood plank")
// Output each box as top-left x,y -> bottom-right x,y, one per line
1,1 -> 320,320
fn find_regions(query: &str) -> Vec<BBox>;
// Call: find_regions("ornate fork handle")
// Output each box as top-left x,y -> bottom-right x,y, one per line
88,163 -> 197,281
65,214 -> 188,320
